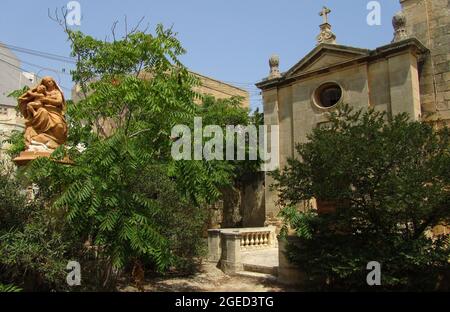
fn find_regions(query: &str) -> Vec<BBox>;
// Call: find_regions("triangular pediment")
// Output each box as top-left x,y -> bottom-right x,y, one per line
285,44 -> 370,78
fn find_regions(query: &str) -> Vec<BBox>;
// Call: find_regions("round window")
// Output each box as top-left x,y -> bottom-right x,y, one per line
314,82 -> 343,108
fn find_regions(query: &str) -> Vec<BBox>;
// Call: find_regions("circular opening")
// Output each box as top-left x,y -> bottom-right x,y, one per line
314,82 -> 343,108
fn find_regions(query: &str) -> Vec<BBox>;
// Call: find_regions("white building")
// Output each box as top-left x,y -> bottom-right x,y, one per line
0,43 -> 34,151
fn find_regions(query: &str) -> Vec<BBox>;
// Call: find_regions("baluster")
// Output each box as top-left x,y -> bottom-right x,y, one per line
245,233 -> 250,247
250,233 -> 255,246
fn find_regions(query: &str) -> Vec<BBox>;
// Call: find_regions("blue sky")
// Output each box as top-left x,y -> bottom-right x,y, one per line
0,0 -> 401,110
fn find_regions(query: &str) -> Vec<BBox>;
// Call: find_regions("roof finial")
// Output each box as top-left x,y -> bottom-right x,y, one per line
392,11 -> 409,42
268,54 -> 281,79
316,6 -> 336,45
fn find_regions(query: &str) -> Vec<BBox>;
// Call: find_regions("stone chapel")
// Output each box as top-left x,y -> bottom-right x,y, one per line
256,0 -> 450,225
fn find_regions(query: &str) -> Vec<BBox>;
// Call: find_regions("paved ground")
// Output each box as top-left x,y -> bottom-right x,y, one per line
119,262 -> 299,292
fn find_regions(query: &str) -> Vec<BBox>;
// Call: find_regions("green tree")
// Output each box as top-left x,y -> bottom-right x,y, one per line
0,284 -> 22,292
194,95 -> 263,227
197,95 -> 263,184
272,105 -> 450,291
9,19 -> 259,289
25,24 -> 212,275
4,15 -> 262,289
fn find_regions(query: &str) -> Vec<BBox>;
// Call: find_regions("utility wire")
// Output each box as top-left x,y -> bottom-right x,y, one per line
0,58 -> 72,92
0,51 -> 72,77
1,42 -> 264,90
0,42 -> 76,64
0,42 -> 264,94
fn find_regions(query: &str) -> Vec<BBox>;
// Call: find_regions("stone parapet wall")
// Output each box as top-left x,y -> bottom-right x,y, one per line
400,0 -> 450,125
192,72 -> 250,108
207,226 -> 277,274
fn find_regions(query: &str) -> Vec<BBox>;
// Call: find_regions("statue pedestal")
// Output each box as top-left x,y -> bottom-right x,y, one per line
13,150 -> 52,166
13,150 -> 72,166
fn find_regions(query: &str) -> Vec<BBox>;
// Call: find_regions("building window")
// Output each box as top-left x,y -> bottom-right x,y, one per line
314,82 -> 343,108
0,107 -> 8,115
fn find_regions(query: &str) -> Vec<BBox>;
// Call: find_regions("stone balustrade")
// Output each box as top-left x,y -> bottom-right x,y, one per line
238,228 -> 273,250
207,226 -> 276,274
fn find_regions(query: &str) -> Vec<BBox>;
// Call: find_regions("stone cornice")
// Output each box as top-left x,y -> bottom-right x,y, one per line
256,38 -> 429,91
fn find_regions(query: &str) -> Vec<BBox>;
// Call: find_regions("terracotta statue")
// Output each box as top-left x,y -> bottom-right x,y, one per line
18,76 -> 68,151
14,77 -> 69,165
21,84 -> 46,119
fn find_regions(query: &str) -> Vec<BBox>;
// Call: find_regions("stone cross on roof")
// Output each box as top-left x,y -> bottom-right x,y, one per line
319,6 -> 331,24
316,6 -> 336,45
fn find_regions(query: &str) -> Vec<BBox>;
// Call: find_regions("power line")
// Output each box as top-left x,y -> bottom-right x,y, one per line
1,54 -> 260,106
0,42 -> 265,94
0,58 -> 72,92
0,42 -> 76,64
220,81 -> 261,89
0,42 -> 265,89
0,51 -> 71,77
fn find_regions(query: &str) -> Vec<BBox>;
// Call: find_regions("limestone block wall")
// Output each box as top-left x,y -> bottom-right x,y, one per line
400,0 -> 450,124
265,49 -> 422,171
240,172 -> 266,228
367,59 -> 391,114
72,71 -> 250,108
213,173 -> 266,229
0,105 -> 25,152
192,72 -> 250,108
277,86 -> 294,169
289,64 -> 370,157
0,105 -> 24,132
387,52 -> 422,119
262,88 -> 280,221
260,47 -> 423,223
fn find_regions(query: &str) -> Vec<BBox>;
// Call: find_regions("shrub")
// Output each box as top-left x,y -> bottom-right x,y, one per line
272,105 -> 450,291
0,161 -> 71,291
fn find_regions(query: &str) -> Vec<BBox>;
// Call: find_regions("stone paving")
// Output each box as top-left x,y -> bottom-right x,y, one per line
119,262 -> 298,292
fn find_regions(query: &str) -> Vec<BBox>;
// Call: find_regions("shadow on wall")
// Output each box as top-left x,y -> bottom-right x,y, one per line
210,172 -> 266,229
240,172 -> 266,228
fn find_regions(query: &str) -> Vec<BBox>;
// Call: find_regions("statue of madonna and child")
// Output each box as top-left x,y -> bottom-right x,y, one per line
13,76 -> 70,165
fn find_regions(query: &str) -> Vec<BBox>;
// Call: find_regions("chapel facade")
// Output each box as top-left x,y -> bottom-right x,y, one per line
256,0 -> 450,224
